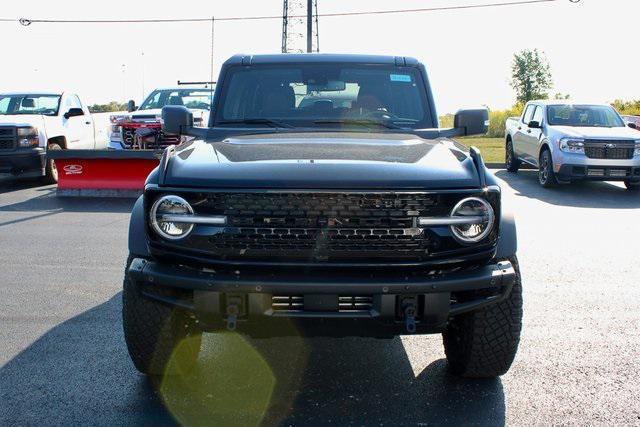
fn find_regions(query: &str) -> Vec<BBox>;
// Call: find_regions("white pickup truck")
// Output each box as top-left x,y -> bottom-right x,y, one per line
505,100 -> 640,190
0,92 -> 110,183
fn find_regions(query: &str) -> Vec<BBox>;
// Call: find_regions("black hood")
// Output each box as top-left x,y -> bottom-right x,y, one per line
162,132 -> 480,189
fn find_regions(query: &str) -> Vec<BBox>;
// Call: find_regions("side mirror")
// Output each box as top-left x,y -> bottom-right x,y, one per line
162,106 -> 193,135
628,122 -> 637,129
64,108 -> 84,119
454,108 -> 489,136
127,100 -> 137,112
528,120 -> 542,129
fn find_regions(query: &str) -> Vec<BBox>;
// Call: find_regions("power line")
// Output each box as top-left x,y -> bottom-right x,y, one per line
2,0 -> 576,26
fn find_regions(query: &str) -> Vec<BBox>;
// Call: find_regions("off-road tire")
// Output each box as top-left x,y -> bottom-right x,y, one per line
122,256 -> 202,376
443,256 -> 523,378
43,143 -> 61,184
505,139 -> 520,173
624,180 -> 640,191
538,148 -> 557,188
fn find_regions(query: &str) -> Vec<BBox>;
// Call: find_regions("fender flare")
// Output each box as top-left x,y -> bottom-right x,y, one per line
496,199 -> 518,259
128,195 -> 150,257
538,139 -> 551,158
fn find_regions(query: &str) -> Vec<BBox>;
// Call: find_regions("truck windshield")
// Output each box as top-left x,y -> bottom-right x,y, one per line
547,105 -> 625,127
214,64 -> 431,129
0,94 -> 61,116
139,89 -> 214,111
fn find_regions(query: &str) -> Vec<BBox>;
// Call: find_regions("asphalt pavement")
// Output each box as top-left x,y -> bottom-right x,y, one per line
1,171 -> 639,426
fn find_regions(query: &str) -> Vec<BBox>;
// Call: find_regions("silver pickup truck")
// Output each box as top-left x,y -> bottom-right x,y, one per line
505,101 -> 640,190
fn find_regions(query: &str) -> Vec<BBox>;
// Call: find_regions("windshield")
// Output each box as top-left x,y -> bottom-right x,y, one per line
547,104 -> 625,127
0,94 -> 61,116
214,64 -> 431,129
139,89 -> 214,111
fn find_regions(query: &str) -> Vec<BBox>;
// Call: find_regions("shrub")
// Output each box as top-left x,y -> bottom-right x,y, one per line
439,104 -> 524,139
611,99 -> 640,116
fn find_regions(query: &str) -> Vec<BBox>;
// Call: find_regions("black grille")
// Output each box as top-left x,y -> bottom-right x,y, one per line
166,191 -> 485,262
150,190 -> 499,264
584,140 -> 635,160
205,192 -> 446,261
0,127 -> 16,151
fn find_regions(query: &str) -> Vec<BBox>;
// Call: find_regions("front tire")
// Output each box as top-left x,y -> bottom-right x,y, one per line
443,256 -> 523,378
122,256 -> 202,376
538,148 -> 557,188
43,143 -> 61,184
505,139 -> 520,173
624,180 -> 640,191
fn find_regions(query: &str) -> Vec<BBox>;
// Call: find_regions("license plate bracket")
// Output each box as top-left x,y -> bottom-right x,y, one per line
304,294 -> 339,312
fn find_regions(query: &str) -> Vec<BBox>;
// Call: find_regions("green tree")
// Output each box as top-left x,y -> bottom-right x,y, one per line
510,49 -> 553,104
88,101 -> 128,113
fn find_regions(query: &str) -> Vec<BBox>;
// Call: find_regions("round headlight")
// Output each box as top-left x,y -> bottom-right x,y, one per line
150,195 -> 194,240
449,197 -> 495,244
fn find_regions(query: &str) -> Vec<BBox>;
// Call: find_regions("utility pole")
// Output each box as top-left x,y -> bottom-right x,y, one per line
282,0 -> 319,53
306,0 -> 312,53
121,64 -> 127,102
141,51 -> 145,100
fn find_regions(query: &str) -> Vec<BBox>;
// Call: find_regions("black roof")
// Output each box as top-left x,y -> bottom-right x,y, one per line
223,53 -> 421,67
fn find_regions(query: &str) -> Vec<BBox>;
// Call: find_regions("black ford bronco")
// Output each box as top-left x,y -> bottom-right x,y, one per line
123,54 -> 522,378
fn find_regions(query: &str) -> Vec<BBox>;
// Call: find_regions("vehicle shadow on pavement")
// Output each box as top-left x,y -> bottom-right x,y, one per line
495,170 -> 640,209
0,294 -> 505,426
0,177 -> 47,195
251,337 -> 505,426
0,187 -> 136,215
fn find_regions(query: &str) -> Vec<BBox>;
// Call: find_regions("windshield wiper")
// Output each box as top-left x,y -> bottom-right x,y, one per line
313,119 -> 404,130
217,118 -> 293,128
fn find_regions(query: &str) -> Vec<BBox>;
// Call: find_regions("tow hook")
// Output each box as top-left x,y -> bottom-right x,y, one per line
226,296 -> 244,331
226,304 -> 238,331
403,302 -> 417,334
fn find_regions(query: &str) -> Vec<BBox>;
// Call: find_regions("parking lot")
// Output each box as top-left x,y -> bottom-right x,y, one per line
1,170 -> 639,425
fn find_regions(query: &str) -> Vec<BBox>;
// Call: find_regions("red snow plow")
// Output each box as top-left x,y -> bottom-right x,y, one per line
47,149 -> 164,197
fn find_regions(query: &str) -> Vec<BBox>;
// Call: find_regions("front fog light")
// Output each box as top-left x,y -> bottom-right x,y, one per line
150,195 -> 194,240
449,197 -> 495,244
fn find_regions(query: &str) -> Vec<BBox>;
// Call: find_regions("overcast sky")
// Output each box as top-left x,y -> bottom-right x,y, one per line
0,0 -> 637,114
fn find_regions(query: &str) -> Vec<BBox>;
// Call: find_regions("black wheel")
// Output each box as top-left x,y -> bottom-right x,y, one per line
538,148 -> 557,188
43,143 -> 61,184
505,139 -> 520,173
443,256 -> 523,378
122,256 -> 202,376
624,180 -> 640,191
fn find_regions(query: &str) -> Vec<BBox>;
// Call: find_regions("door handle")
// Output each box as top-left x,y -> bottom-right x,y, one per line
517,126 -> 522,130
527,129 -> 532,133
85,121 -> 91,125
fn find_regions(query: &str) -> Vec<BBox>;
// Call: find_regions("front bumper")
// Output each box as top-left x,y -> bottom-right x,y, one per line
0,148 -> 46,177
127,258 -> 516,337
557,163 -> 640,182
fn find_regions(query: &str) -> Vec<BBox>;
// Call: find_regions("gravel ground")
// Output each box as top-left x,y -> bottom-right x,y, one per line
0,171 -> 639,426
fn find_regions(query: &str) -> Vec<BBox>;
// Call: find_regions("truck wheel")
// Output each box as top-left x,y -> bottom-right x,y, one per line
442,256 -> 523,378
538,149 -> 557,188
505,140 -> 520,173
122,256 -> 202,376
624,180 -> 640,191
43,143 -> 61,184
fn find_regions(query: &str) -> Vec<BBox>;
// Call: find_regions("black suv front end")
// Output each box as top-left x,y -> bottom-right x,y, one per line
127,185 -> 515,337
122,53 -> 521,379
